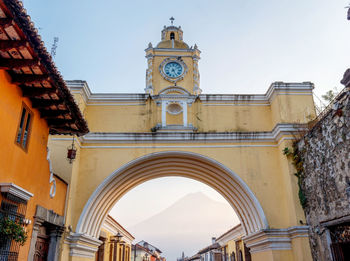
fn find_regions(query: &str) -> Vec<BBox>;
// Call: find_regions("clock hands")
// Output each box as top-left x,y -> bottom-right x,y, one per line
163,61 -> 184,78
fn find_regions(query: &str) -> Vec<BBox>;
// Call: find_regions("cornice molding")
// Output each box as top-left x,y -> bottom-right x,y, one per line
216,224 -> 244,245
102,215 -> 135,243
75,123 -> 304,144
152,48 -> 198,53
65,233 -> 102,258
152,95 -> 197,107
199,82 -> 314,104
0,183 -> 33,201
243,226 -> 309,253
158,86 -> 191,95
67,80 -> 91,104
67,80 -> 148,104
66,81 -> 313,105
265,82 -> 314,101
35,205 -> 64,227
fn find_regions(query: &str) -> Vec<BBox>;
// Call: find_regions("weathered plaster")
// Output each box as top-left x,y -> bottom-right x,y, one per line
297,87 -> 350,261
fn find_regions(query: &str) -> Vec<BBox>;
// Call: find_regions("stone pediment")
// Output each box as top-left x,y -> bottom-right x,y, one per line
158,86 -> 191,96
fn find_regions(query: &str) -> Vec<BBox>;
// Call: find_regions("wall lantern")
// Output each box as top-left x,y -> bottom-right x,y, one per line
114,232 -> 123,243
67,137 -> 77,164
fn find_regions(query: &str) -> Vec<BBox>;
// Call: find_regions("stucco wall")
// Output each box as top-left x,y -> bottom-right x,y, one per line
0,69 -> 68,260
297,87 -> 350,261
53,81 -> 316,261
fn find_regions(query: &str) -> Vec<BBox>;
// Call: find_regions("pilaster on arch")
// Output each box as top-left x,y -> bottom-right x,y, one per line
75,151 -> 268,240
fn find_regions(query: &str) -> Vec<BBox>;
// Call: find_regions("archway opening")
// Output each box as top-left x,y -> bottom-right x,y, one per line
76,151 -> 268,243
109,177 -> 240,260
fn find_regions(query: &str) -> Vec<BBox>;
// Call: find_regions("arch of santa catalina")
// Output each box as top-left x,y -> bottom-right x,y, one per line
49,23 -> 315,261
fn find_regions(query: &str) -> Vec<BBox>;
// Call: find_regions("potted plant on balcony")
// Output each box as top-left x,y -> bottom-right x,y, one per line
0,216 -> 27,246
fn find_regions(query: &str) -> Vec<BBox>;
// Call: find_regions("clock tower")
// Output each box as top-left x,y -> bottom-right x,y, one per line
145,18 -> 201,130
145,18 -> 201,96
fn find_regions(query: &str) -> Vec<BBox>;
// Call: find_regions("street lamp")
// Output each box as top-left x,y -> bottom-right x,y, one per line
114,232 -> 123,243
111,232 -> 123,261
67,136 -> 77,164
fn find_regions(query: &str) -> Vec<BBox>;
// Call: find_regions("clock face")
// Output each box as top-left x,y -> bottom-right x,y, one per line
159,58 -> 188,83
163,62 -> 183,78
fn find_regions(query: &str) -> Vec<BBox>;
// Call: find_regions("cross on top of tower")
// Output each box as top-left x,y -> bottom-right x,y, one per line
170,17 -> 175,25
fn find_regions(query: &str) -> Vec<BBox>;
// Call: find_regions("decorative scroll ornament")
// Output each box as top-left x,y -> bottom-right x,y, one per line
46,147 -> 56,198
193,55 -> 201,95
145,54 -> 154,94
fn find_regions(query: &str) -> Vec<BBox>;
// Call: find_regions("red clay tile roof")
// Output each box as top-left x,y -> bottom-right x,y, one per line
0,0 -> 88,135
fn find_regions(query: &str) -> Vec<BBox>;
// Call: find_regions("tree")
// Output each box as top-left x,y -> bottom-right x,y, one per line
321,87 -> 339,103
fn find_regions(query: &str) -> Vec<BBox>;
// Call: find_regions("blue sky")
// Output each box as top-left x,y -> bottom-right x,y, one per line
25,0 -> 350,97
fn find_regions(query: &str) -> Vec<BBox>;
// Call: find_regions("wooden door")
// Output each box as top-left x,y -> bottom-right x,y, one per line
34,236 -> 49,261
33,226 -> 49,261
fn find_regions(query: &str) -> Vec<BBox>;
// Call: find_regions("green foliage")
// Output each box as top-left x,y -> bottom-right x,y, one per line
282,147 -> 292,156
294,171 -> 307,208
321,87 -> 339,103
0,216 -> 27,246
283,144 -> 307,209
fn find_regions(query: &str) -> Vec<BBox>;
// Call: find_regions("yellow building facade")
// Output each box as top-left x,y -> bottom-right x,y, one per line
50,23 -> 315,261
95,215 -> 134,261
216,224 -> 250,261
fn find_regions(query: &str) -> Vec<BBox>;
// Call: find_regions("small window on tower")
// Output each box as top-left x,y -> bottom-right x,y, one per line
170,32 -> 175,40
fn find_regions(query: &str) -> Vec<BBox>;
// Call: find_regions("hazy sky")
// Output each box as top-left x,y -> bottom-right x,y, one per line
110,180 -> 238,260
24,0 -> 350,99
109,177 -> 232,227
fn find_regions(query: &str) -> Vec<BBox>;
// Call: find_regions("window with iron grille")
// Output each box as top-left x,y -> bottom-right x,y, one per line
0,193 -> 27,261
15,103 -> 33,151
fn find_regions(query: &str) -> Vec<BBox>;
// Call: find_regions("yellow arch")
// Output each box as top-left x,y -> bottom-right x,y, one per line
76,151 -> 268,238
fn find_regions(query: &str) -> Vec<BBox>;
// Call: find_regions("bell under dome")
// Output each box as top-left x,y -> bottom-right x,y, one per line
156,39 -> 189,49
156,20 -> 190,49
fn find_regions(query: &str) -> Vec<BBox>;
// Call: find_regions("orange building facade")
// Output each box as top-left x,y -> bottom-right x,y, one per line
0,70 -> 68,260
0,0 -> 88,260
